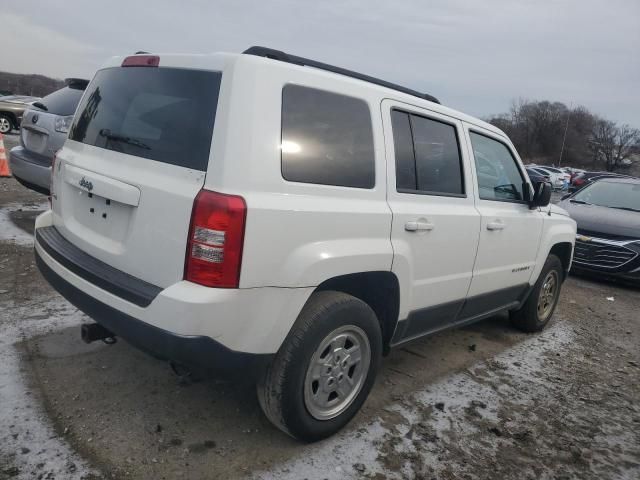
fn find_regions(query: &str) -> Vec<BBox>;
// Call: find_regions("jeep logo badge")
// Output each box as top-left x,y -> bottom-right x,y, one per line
79,177 -> 94,192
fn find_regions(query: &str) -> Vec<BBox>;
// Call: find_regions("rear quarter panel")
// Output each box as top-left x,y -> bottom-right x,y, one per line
204,55 -> 394,288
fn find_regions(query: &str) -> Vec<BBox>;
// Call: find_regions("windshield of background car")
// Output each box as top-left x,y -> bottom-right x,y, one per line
573,181 -> 640,211
69,67 -> 221,171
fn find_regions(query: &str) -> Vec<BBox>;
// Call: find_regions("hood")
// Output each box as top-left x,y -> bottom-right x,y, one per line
546,204 -> 571,217
557,200 -> 640,238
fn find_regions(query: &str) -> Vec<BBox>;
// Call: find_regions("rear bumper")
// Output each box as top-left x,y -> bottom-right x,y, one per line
33,211 -> 313,373
9,146 -> 51,194
35,252 -> 272,378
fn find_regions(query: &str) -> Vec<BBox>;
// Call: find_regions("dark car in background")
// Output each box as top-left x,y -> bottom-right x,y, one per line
526,166 -> 551,185
569,170 -> 632,193
9,79 -> 88,194
0,95 -> 41,134
558,177 -> 640,283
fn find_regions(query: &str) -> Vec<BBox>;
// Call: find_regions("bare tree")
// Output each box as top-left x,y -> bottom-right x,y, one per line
590,120 -> 640,171
590,119 -> 617,171
614,124 -> 640,167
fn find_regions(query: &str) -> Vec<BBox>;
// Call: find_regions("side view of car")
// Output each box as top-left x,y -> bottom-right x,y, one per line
9,79 -> 88,194
0,95 -> 40,134
570,170 -> 633,193
525,166 -> 551,185
34,47 -> 576,441
528,165 -> 568,190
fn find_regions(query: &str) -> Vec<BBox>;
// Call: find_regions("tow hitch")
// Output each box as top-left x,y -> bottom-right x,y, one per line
81,323 -> 117,345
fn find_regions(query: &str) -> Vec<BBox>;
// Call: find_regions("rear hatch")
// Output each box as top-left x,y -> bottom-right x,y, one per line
21,81 -> 87,162
52,59 -> 222,289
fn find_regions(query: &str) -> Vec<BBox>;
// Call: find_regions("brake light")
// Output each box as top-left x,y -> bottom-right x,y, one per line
185,190 -> 247,288
121,55 -> 160,67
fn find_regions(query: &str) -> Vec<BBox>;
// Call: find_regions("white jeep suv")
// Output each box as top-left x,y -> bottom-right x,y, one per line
34,47 -> 576,441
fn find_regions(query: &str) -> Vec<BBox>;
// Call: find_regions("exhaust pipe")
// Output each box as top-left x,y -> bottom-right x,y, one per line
81,323 -> 117,344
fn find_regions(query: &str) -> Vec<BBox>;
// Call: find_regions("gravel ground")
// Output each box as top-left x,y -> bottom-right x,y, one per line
0,169 -> 639,480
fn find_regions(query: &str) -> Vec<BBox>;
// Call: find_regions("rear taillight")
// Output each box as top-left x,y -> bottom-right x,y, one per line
185,190 -> 247,288
121,55 -> 160,67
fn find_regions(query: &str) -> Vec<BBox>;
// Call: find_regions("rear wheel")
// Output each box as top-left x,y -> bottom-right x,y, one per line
511,254 -> 563,332
257,291 -> 382,442
0,114 -> 13,134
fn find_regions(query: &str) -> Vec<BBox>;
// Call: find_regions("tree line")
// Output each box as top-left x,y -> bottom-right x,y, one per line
0,71 -> 64,98
486,99 -> 639,171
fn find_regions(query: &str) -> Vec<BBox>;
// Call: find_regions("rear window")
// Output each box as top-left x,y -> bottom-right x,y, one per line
281,84 -> 375,189
69,67 -> 221,171
40,86 -> 85,116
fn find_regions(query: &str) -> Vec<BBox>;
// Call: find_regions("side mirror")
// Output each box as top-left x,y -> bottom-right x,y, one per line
530,181 -> 552,208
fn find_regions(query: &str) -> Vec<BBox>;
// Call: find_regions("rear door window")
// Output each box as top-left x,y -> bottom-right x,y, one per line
69,67 -> 221,171
391,109 -> 465,196
281,85 -> 375,189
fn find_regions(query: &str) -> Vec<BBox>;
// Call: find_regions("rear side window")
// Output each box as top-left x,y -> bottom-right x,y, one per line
39,86 -> 85,116
281,85 -> 375,189
391,110 -> 464,196
69,67 -> 221,171
470,132 -> 525,202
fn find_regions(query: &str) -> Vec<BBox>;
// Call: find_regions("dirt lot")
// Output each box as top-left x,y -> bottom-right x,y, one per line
1,156 -> 639,479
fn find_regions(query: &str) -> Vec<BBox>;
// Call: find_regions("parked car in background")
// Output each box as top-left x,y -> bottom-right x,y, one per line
529,166 -> 567,190
34,48 -> 575,442
9,79 -> 88,194
525,167 -> 551,185
570,171 -> 633,193
558,177 -> 640,284
0,95 -> 41,133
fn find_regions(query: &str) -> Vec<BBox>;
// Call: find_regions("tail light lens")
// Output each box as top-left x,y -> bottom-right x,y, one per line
185,190 -> 247,288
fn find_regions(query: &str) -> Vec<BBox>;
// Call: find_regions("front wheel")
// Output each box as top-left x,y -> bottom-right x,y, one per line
511,254 -> 563,332
257,291 -> 382,442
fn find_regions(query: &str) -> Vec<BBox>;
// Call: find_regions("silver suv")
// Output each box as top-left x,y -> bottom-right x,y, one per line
9,79 -> 88,194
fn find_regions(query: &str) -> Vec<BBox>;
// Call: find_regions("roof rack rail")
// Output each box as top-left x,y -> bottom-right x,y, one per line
243,46 -> 440,105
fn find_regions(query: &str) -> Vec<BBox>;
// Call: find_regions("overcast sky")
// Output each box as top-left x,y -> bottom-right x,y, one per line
3,0 -> 639,126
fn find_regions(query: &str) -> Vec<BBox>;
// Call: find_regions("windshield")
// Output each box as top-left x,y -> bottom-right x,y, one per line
572,181 -> 640,211
69,67 -> 221,171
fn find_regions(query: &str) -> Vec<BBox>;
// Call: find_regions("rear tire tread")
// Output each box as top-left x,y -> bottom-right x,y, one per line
257,291 -> 379,441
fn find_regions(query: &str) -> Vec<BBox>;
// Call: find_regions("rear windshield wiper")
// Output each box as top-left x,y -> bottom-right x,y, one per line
99,129 -> 150,150
609,206 -> 640,213
569,199 -> 591,205
32,101 -> 48,111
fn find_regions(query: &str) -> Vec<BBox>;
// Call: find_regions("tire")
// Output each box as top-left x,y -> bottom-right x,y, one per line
0,114 -> 13,134
511,254 -> 563,333
257,290 -> 382,442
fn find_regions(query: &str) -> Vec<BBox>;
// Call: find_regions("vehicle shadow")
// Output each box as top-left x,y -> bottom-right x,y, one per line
22,311 -> 530,479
